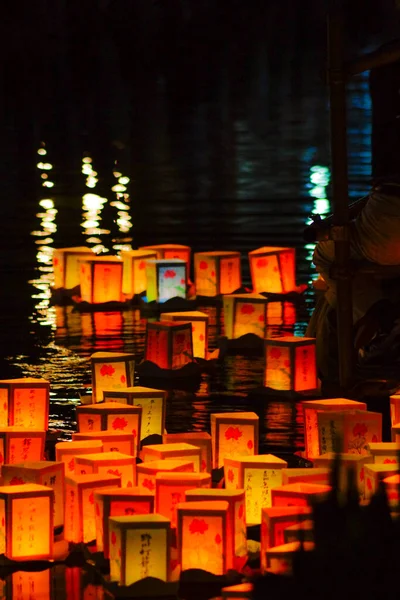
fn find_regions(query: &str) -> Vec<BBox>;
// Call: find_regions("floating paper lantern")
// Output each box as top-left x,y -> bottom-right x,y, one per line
301,398 -> 367,459
248,247 -> 296,294
366,442 -> 400,464
72,431 -> 137,457
318,410 -> 382,455
390,394 -> 400,432
155,473 -> 210,527
271,482 -> 331,507
0,484 -> 54,561
109,514 -> 171,586
211,412 -> 259,469
94,487 -> 155,558
223,294 -> 269,339
139,244 -> 191,277
64,473 -> 121,544
176,500 -> 231,574
267,541 -> 315,575
75,452 -> 136,487
103,386 -> 166,440
145,321 -> 193,370
120,249 -> 158,297
55,440 -> 103,475
79,256 -> 124,304
160,311 -> 209,359
194,251 -> 241,297
163,432 -> 212,473
91,351 -> 135,404
141,443 -> 201,472
0,428 -> 46,466
283,520 -> 314,544
146,259 -> 187,303
383,474 -> 400,506
0,378 -> 49,429
313,453 -> 374,500
364,463 -> 399,500
224,455 -> 288,525
221,583 -> 253,600
53,246 -> 93,290
264,337 -> 317,394
137,460 -> 195,494
2,461 -> 65,529
76,402 -> 142,439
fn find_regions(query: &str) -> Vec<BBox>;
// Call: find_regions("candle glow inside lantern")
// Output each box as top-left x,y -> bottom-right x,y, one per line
383,474 -> 400,506
163,432 -> 212,473
0,428 -> 46,467
318,410 -> 382,455
120,249 -> 158,297
224,455 -> 288,525
155,472 -> 211,527
267,541 -> 315,575
64,473 -> 121,544
0,378 -> 49,430
211,412 -> 259,469
94,487 -> 155,559
53,246 -> 94,290
141,443 -> 202,472
194,251 -> 242,297
223,294 -> 269,339
313,453 -> 374,500
79,255 -> 124,304
364,463 -> 399,500
2,461 -> 64,529
248,247 -> 296,294
264,337 -> 317,393
145,259 -> 187,303
271,482 -> 331,507
137,460 -> 195,493
72,430 -> 137,457
301,398 -> 367,460
76,402 -> 142,439
366,442 -> 400,464
139,244 -> 192,277
75,452 -> 136,487
0,483 -> 54,561
91,351 -> 135,404
160,311 -> 209,359
176,500 -> 231,574
390,395 -> 400,431
282,468 -> 331,486
55,440 -> 103,475
145,321 -> 193,370
109,514 -> 171,586
103,386 -> 166,440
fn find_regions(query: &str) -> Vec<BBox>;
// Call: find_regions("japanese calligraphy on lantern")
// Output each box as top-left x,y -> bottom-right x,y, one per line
13,387 -> 47,429
243,468 -> 283,524
11,496 -> 51,559
134,397 -> 163,439
171,328 -> 193,370
317,410 -> 382,456
128,529 -> 167,583
145,329 -> 170,370
12,569 -> 50,600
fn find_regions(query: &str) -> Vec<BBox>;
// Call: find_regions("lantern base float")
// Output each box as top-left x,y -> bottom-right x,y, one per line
100,575 -> 179,598
247,386 -> 322,401
50,286 -> 81,306
219,334 -> 265,355
195,287 -> 248,307
136,360 -> 203,380
179,569 -> 243,593
71,299 -> 132,313
139,296 -> 198,316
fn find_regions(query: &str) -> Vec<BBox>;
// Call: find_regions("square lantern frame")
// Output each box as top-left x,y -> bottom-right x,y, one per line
72,431 -> 137,457
53,246 -> 94,290
211,412 -> 259,469
141,443 -> 202,472
194,251 -> 242,297
145,321 -> 193,370
248,247 -> 296,294
55,440 -> 104,475
0,378 -> 49,430
76,402 -> 142,438
160,311 -> 209,359
163,432 -> 212,473
91,352 -> 135,404
75,452 -> 136,487
79,256 -> 124,304
145,259 -> 187,303
264,336 -> 318,395
0,428 -> 46,466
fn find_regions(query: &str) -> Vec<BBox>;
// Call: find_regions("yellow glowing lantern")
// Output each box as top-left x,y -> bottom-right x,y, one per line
0,428 -> 46,466
141,443 -> 202,472
64,473 -> 121,544
221,583 -> 253,600
55,440 -> 103,475
2,461 -> 64,529
160,311 -> 209,359
317,410 -> 382,455
103,386 -> 166,441
163,432 -> 212,473
260,506 -> 312,573
11,570 -> 51,600
364,463 -> 399,500
0,378 -> 49,429
248,247 -> 296,294
0,483 -> 54,561
390,394 -> 400,433
91,351 -> 135,403
383,473 -> 400,507
223,294 -> 269,339
120,249 -> 158,297
79,256 -> 124,304
301,398 -> 367,459
185,488 -> 247,571
224,454 -> 288,525
94,487 -> 155,559
76,402 -> 142,440
282,467 -> 331,486
283,520 -> 314,544
211,412 -> 259,469
145,321 -> 193,370
137,459 -> 195,494
194,251 -> 242,297
271,482 -> 331,507
155,472 -> 211,527
313,452 -> 374,500
177,500 -> 231,573
75,452 -> 136,487
72,430 -> 137,456
53,246 -> 94,290
139,244 -> 192,278
146,259 -> 187,303
264,336 -> 317,394
109,514 -> 171,586
267,541 -> 315,575
366,442 -> 400,464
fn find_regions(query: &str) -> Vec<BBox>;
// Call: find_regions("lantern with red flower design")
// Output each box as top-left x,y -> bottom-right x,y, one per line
120,249 -> 158,298
74,452 -> 136,487
139,244 -> 191,279
160,311 -> 209,358
137,459 -> 195,494
163,432 -> 212,473
194,251 -> 242,297
145,259 -> 187,303
55,440 -> 103,475
0,377 -> 49,430
264,336 -> 317,395
364,463 -> 399,501
76,402 -> 142,441
72,430 -> 137,457
145,321 -> 193,370
141,443 -> 202,472
53,246 -> 94,290
0,427 -> 46,468
79,255 -> 124,304
313,452 -> 373,501
248,247 -> 296,294
210,412 -> 259,469
155,472 -> 211,528
317,410 -> 382,456
365,441 -> 400,464
223,293 -> 269,339
91,351 -> 135,404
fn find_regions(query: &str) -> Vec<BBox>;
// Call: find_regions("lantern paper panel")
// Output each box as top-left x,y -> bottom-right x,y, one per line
72,431 -> 137,457
318,410 -> 382,456
390,395 -> 400,432
79,256 -> 124,304
139,244 -> 191,277
2,461 -> 65,529
313,453 -> 374,501
146,259 -> 187,304
0,378 -> 49,430
267,542 -> 315,575
109,515 -> 171,586
75,452 -> 136,487
221,583 -> 253,600
302,398 -> 367,460
137,460 -> 195,494
53,246 -> 94,289
282,468 -> 331,486
160,311 -> 209,359
194,251 -> 242,297
121,250 -> 158,297
366,442 -> 400,464
155,472 -> 211,527
11,569 -> 51,600
103,386 -> 167,440
364,464 -> 399,500
271,482 -> 331,508
145,321 -> 193,370
383,474 -> 400,507
211,412 -> 259,469
94,487 -> 155,559
163,432 -> 212,473
91,351 -> 135,404
223,294 -> 269,339
0,428 -> 46,467
141,443 -> 201,472
177,500 -> 231,574
283,520 -> 314,544
55,440 -> 103,475
76,402 -> 142,439
264,337 -> 317,393
248,247 -> 296,294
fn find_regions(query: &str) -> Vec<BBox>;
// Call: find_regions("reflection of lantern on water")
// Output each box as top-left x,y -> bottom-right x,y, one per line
92,312 -> 124,345
160,311 -> 209,359
0,428 -> 46,466
139,244 -> 192,279
55,440 -> 103,475
75,452 -> 136,487
11,569 -> 51,600
248,247 -> 296,294
211,412 -> 259,469
72,430 -> 137,457
194,251 -> 241,297
141,443 -> 201,472
137,460 -> 195,494
264,337 -> 317,394
0,378 -> 49,430
223,294 -> 269,339
146,259 -> 187,303
120,249 -> 158,297
267,541 -> 315,575
53,246 -> 94,290
271,482 -> 331,507
91,351 -> 135,403
79,256 -> 124,304
64,566 -> 105,600
282,467 -> 331,486
317,410 -> 382,456
163,432 -> 212,473
109,514 -> 171,586
313,452 -> 374,501
76,402 -> 142,439
155,472 -> 211,527
145,321 -> 193,370
364,464 -> 399,500
366,442 -> 400,464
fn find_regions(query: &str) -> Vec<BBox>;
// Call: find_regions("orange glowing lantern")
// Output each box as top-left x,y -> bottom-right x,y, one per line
109,514 -> 171,585
211,412 -> 259,469
271,482 -> 331,507
317,410 -> 382,455
55,440 -> 103,475
260,506 -> 312,573
0,483 -> 54,561
120,249 -> 158,297
366,442 -> 400,464
301,398 -> 367,459
223,294 -> 269,339
224,455 -> 288,525
391,423 -> 400,443
2,461 -> 65,529
103,386 -> 166,440
177,500 -> 232,573
282,467 -> 331,486
248,247 -> 296,294
76,402 -> 142,439
264,337 -> 317,394
79,255 -> 124,304
145,321 -> 193,370
185,488 -> 247,571
137,459 -> 195,494
283,520 -> 314,544
64,473 -> 121,544
72,430 -> 137,456
383,473 -> 400,507
94,487 -> 155,559
364,463 -> 399,500
0,428 -> 46,467
194,251 -> 242,297
53,246 -> 94,290
141,443 -> 202,472
75,452 -> 136,487
155,472 -> 211,527
313,453 -> 373,500
139,244 -> 191,278
163,432 -> 212,473
146,259 -> 187,303
221,583 -> 253,600
390,394 -> 400,432
267,541 -> 315,575
0,378 -> 49,429
160,311 -> 209,359
91,351 -> 135,403
11,570 -> 51,600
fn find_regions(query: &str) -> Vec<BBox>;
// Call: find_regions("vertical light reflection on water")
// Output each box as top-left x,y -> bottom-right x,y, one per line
110,163 -> 133,253
81,154 -> 110,254
304,164 -> 331,283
